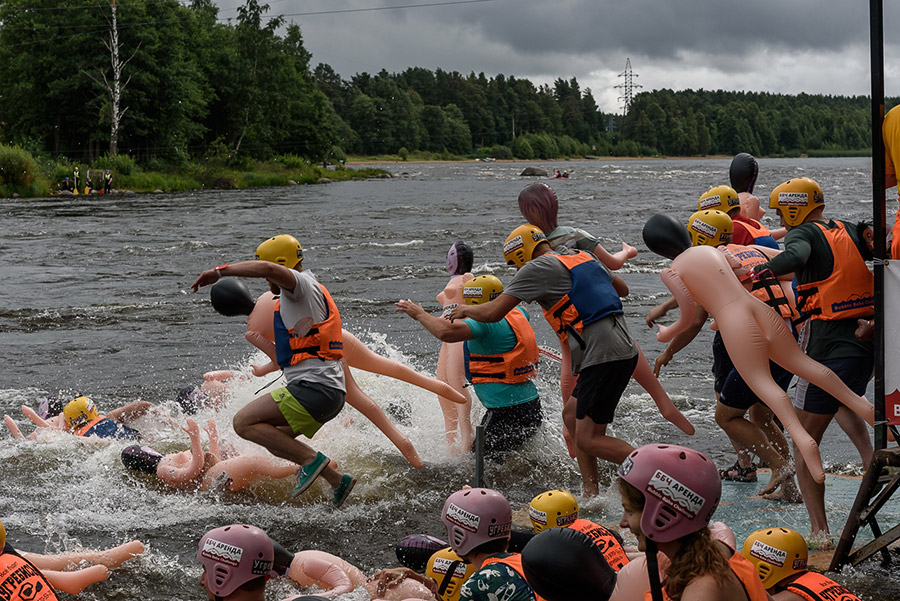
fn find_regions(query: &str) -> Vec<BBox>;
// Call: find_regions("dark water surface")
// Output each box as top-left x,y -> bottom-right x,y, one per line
1,158 -> 894,599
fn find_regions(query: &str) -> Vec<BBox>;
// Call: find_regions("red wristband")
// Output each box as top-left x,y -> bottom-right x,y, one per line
215,263 -> 229,276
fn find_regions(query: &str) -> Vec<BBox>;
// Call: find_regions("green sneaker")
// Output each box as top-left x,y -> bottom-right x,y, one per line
292,452 -> 329,498
332,474 -> 356,508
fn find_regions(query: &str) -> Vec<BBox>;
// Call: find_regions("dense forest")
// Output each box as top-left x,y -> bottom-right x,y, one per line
0,0 -> 892,167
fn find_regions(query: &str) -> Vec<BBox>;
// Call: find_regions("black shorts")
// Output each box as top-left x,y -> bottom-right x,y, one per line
573,355 -> 639,425
719,362 -> 794,411
794,356 -> 873,415
711,332 -> 735,394
480,398 -> 543,460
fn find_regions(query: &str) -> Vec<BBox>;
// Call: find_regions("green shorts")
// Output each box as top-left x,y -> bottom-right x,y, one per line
272,381 -> 345,438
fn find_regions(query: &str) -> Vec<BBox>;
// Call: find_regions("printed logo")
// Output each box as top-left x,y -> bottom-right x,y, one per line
792,557 -> 808,570
431,556 -> 468,577
528,507 -> 548,526
200,537 -> 244,567
463,287 -> 483,299
445,502 -> 480,532
531,231 -> 547,242
487,522 -> 511,537
690,219 -> 718,239
503,236 -> 524,255
513,364 -> 536,377
251,558 -> 274,575
776,192 -> 808,207
619,456 -> 634,476
749,540 -> 787,567
557,513 -> 577,526
645,469 -> 705,519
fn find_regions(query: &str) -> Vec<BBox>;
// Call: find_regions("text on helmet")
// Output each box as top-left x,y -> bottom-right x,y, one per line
200,538 -> 243,567
445,502 -> 480,532
646,469 -> 705,519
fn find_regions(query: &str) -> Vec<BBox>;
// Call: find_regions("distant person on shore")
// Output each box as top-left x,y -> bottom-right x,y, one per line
102,169 -> 113,193
72,166 -> 80,192
85,170 -> 94,194
60,176 -> 71,192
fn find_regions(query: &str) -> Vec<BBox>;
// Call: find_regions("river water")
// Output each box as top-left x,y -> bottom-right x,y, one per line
1,158 -> 895,599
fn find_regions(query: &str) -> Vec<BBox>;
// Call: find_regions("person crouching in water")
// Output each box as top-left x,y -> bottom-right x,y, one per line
396,274 -> 542,460
191,235 -> 355,508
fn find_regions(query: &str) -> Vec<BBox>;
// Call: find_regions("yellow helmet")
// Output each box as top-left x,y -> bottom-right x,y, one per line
425,547 -> 476,601
462,275 -> 504,305
687,210 -> 733,247
503,225 -> 548,268
769,177 -> 825,227
64,396 -> 99,428
528,489 -> 578,533
698,185 -> 741,214
0,519 -> 5,549
255,235 -> 303,268
741,527 -> 808,588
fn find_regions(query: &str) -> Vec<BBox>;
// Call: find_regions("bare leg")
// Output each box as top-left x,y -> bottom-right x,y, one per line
4,414 -> 23,438
573,418 -> 634,466
436,343 -> 461,449
563,395 -> 598,497
41,566 -> 109,594
233,394 -> 342,489
445,340 -> 473,451
793,411 -> 833,537
23,541 -> 145,570
835,406 -> 873,466
560,346 -> 578,459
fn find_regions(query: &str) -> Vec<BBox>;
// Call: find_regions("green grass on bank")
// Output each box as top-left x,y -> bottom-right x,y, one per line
0,145 -> 389,198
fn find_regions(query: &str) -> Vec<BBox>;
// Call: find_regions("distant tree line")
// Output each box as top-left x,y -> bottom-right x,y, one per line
0,0 -> 891,166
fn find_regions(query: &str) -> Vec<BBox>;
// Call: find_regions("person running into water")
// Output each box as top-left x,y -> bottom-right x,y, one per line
191,234 -> 355,508
450,225 -> 639,494
397,274 -> 542,460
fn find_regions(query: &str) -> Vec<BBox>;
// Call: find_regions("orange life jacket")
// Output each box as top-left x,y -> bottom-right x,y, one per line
725,244 -> 796,320
568,519 -> 630,571
734,217 -> 778,249
783,571 -> 861,601
795,221 -> 874,322
274,285 -> 343,367
481,554 -> 547,601
0,546 -> 60,601
467,308 -> 539,384
542,252 -> 622,348
643,546 -> 768,601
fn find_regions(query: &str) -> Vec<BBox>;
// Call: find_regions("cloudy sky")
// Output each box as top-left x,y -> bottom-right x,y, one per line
213,0 -> 900,114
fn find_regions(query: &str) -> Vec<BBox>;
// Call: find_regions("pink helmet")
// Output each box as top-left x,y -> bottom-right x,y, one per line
196,524 -> 274,597
617,444 -> 721,543
441,488 -> 512,556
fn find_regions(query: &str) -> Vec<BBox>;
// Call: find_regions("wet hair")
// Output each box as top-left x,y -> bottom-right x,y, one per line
617,478 -> 728,601
856,220 -> 874,261
37,395 -> 66,420
121,445 -> 164,475
517,183 -> 559,232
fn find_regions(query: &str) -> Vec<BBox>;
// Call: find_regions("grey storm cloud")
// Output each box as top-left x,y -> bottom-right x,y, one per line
215,0 -> 897,110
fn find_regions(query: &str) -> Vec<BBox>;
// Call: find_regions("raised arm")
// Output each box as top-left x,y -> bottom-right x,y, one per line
448,293 -> 520,323
192,260 -> 297,293
395,300 -> 473,343
155,418 -> 206,488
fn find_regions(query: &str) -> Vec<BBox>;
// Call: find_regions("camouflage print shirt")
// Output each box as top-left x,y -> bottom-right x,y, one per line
459,553 -> 537,601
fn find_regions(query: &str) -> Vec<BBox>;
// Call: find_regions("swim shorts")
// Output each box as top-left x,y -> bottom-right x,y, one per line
480,398 -> 543,460
272,381 -> 345,437
573,355 -> 639,425
711,331 -> 735,394
793,356 -> 874,415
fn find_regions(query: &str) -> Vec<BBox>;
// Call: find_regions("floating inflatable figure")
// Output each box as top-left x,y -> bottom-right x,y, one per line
209,280 -> 468,468
643,220 -> 875,484
434,241 -> 475,452
122,418 -> 296,493
1,519 -> 144,596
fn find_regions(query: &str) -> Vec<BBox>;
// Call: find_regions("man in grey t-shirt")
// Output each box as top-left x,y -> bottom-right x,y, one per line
192,234 -> 355,508
451,225 -> 638,494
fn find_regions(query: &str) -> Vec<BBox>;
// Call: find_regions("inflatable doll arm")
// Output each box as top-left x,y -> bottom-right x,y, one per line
4,415 -> 24,438
22,540 -> 144,571
42,565 -> 109,594
288,552 -> 355,596
21,405 -> 52,429
156,418 -> 205,486
657,268 -> 699,343
592,241 -> 637,271
107,401 -> 153,425
342,330 -> 465,405
205,419 -> 221,460
344,367 -> 423,469
245,330 -> 280,377
202,370 -> 245,382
